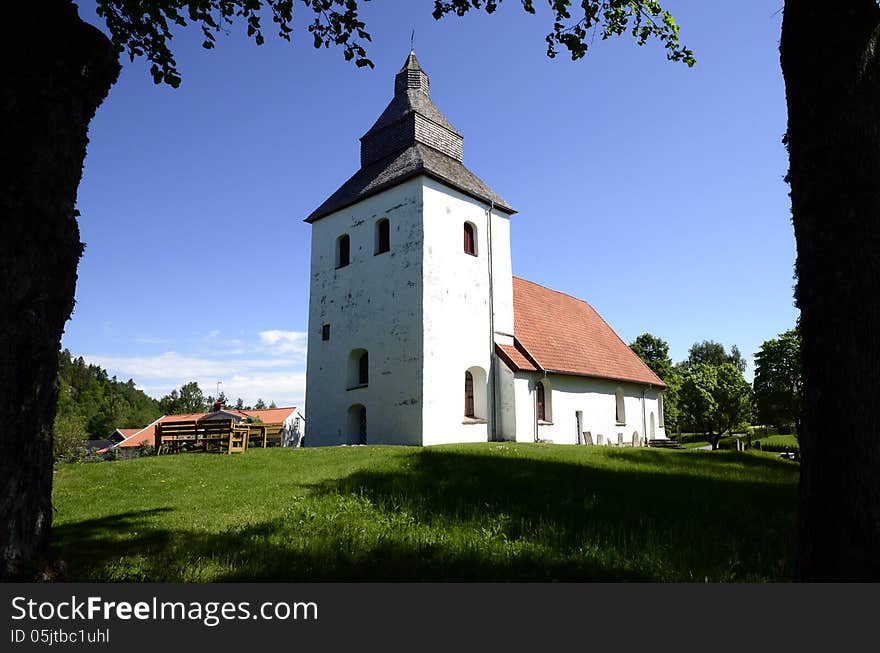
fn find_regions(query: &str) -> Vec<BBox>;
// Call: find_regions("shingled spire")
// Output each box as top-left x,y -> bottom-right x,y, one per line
360,52 -> 464,167
395,51 -> 430,96
306,52 -> 514,223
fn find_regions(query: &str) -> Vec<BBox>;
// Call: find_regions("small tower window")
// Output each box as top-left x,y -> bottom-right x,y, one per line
321,324 -> 330,341
375,218 -> 390,255
358,351 -> 369,385
463,222 -> 476,256
336,234 -> 350,268
348,349 -> 369,389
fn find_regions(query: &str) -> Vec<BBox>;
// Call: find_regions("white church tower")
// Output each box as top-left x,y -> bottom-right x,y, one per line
304,53 -> 516,446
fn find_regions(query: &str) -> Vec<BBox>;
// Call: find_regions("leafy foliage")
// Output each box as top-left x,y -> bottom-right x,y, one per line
52,415 -> 89,461
680,340 -> 747,373
158,381 -> 208,414
753,329 -> 801,435
629,332 -> 680,429
56,350 -> 162,441
95,0 -> 374,87
432,0 -> 694,65
94,0 -> 692,88
678,363 -> 752,449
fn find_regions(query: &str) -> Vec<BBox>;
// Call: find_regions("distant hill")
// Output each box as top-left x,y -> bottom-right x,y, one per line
57,349 -> 161,440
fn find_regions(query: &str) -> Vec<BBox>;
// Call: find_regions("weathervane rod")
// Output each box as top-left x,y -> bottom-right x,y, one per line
410,29 -> 414,52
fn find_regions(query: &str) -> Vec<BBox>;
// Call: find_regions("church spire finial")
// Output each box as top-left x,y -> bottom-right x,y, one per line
395,50 -> 430,97
410,29 -> 414,53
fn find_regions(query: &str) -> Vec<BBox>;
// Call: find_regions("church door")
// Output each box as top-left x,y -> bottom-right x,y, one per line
575,411 -> 583,445
358,406 -> 367,445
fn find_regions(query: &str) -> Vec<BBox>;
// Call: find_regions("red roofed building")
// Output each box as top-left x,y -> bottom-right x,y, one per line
107,406 -> 305,451
303,53 -> 667,447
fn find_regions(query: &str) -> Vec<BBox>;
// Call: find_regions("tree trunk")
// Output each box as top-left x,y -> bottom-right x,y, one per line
781,1 -> 880,580
0,1 -> 119,580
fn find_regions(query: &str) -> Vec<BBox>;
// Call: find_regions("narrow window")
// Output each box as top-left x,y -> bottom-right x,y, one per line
536,381 -> 546,422
321,324 -> 330,341
615,387 -> 626,425
658,394 -> 665,428
463,222 -> 476,256
375,218 -> 390,255
336,234 -> 350,268
358,351 -> 369,386
464,371 -> 475,418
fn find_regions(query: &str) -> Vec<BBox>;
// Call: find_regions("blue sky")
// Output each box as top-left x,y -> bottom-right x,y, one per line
66,1 -> 796,410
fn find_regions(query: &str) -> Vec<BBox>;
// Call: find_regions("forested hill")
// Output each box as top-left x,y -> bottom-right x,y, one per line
57,349 -> 161,441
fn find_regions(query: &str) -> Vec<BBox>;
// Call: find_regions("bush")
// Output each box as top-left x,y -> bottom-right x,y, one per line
53,415 -> 88,461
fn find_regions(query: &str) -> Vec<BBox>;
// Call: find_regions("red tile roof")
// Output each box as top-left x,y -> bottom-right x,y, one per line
506,277 -> 666,388
496,343 -> 537,373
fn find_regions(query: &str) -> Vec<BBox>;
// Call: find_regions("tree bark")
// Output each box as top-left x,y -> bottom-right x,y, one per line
781,1 -> 880,580
0,1 -> 119,580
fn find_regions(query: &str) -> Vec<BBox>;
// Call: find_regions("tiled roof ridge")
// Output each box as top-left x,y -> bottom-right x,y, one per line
512,275 -> 595,310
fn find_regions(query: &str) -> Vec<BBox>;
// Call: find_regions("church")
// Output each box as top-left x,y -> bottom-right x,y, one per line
303,53 -> 667,447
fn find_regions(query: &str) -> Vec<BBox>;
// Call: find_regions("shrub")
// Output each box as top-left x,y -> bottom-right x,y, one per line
53,415 -> 88,462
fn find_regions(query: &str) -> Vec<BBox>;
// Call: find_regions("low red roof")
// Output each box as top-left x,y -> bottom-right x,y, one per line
506,277 -> 665,388
114,407 -> 300,448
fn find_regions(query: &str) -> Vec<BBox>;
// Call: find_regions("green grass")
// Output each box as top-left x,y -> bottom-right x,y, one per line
754,435 -> 799,452
51,443 -> 798,582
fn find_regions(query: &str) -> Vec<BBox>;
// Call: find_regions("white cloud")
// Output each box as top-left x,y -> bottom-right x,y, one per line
258,330 -> 308,356
134,335 -> 172,345
86,352 -> 292,380
84,329 -> 310,409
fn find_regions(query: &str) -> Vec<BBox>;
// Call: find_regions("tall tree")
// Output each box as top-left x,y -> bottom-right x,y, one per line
753,329 -> 801,437
678,363 -> 752,450
781,2 -> 880,580
630,333 -> 679,429
680,340 -> 746,373
159,381 -> 207,415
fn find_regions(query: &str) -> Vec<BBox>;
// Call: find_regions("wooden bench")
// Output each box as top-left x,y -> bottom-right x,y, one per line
243,422 -> 285,448
156,418 -> 248,455
155,420 -> 201,455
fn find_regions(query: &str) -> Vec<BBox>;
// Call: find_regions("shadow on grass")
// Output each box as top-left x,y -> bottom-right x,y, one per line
52,448 -> 797,582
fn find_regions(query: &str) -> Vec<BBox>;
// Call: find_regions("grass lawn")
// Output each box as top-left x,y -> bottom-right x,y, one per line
754,435 -> 799,451
51,443 -> 798,582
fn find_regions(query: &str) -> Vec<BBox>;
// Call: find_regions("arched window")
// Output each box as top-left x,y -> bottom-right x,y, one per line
375,218 -> 390,255
463,222 -> 476,256
358,351 -> 369,385
535,381 -> 547,422
615,387 -> 626,425
464,366 -> 488,420
336,234 -> 350,268
348,349 -> 368,388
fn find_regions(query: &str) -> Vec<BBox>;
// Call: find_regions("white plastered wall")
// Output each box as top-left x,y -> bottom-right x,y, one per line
420,177 -> 513,445
511,372 -> 667,445
304,178 -> 425,446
